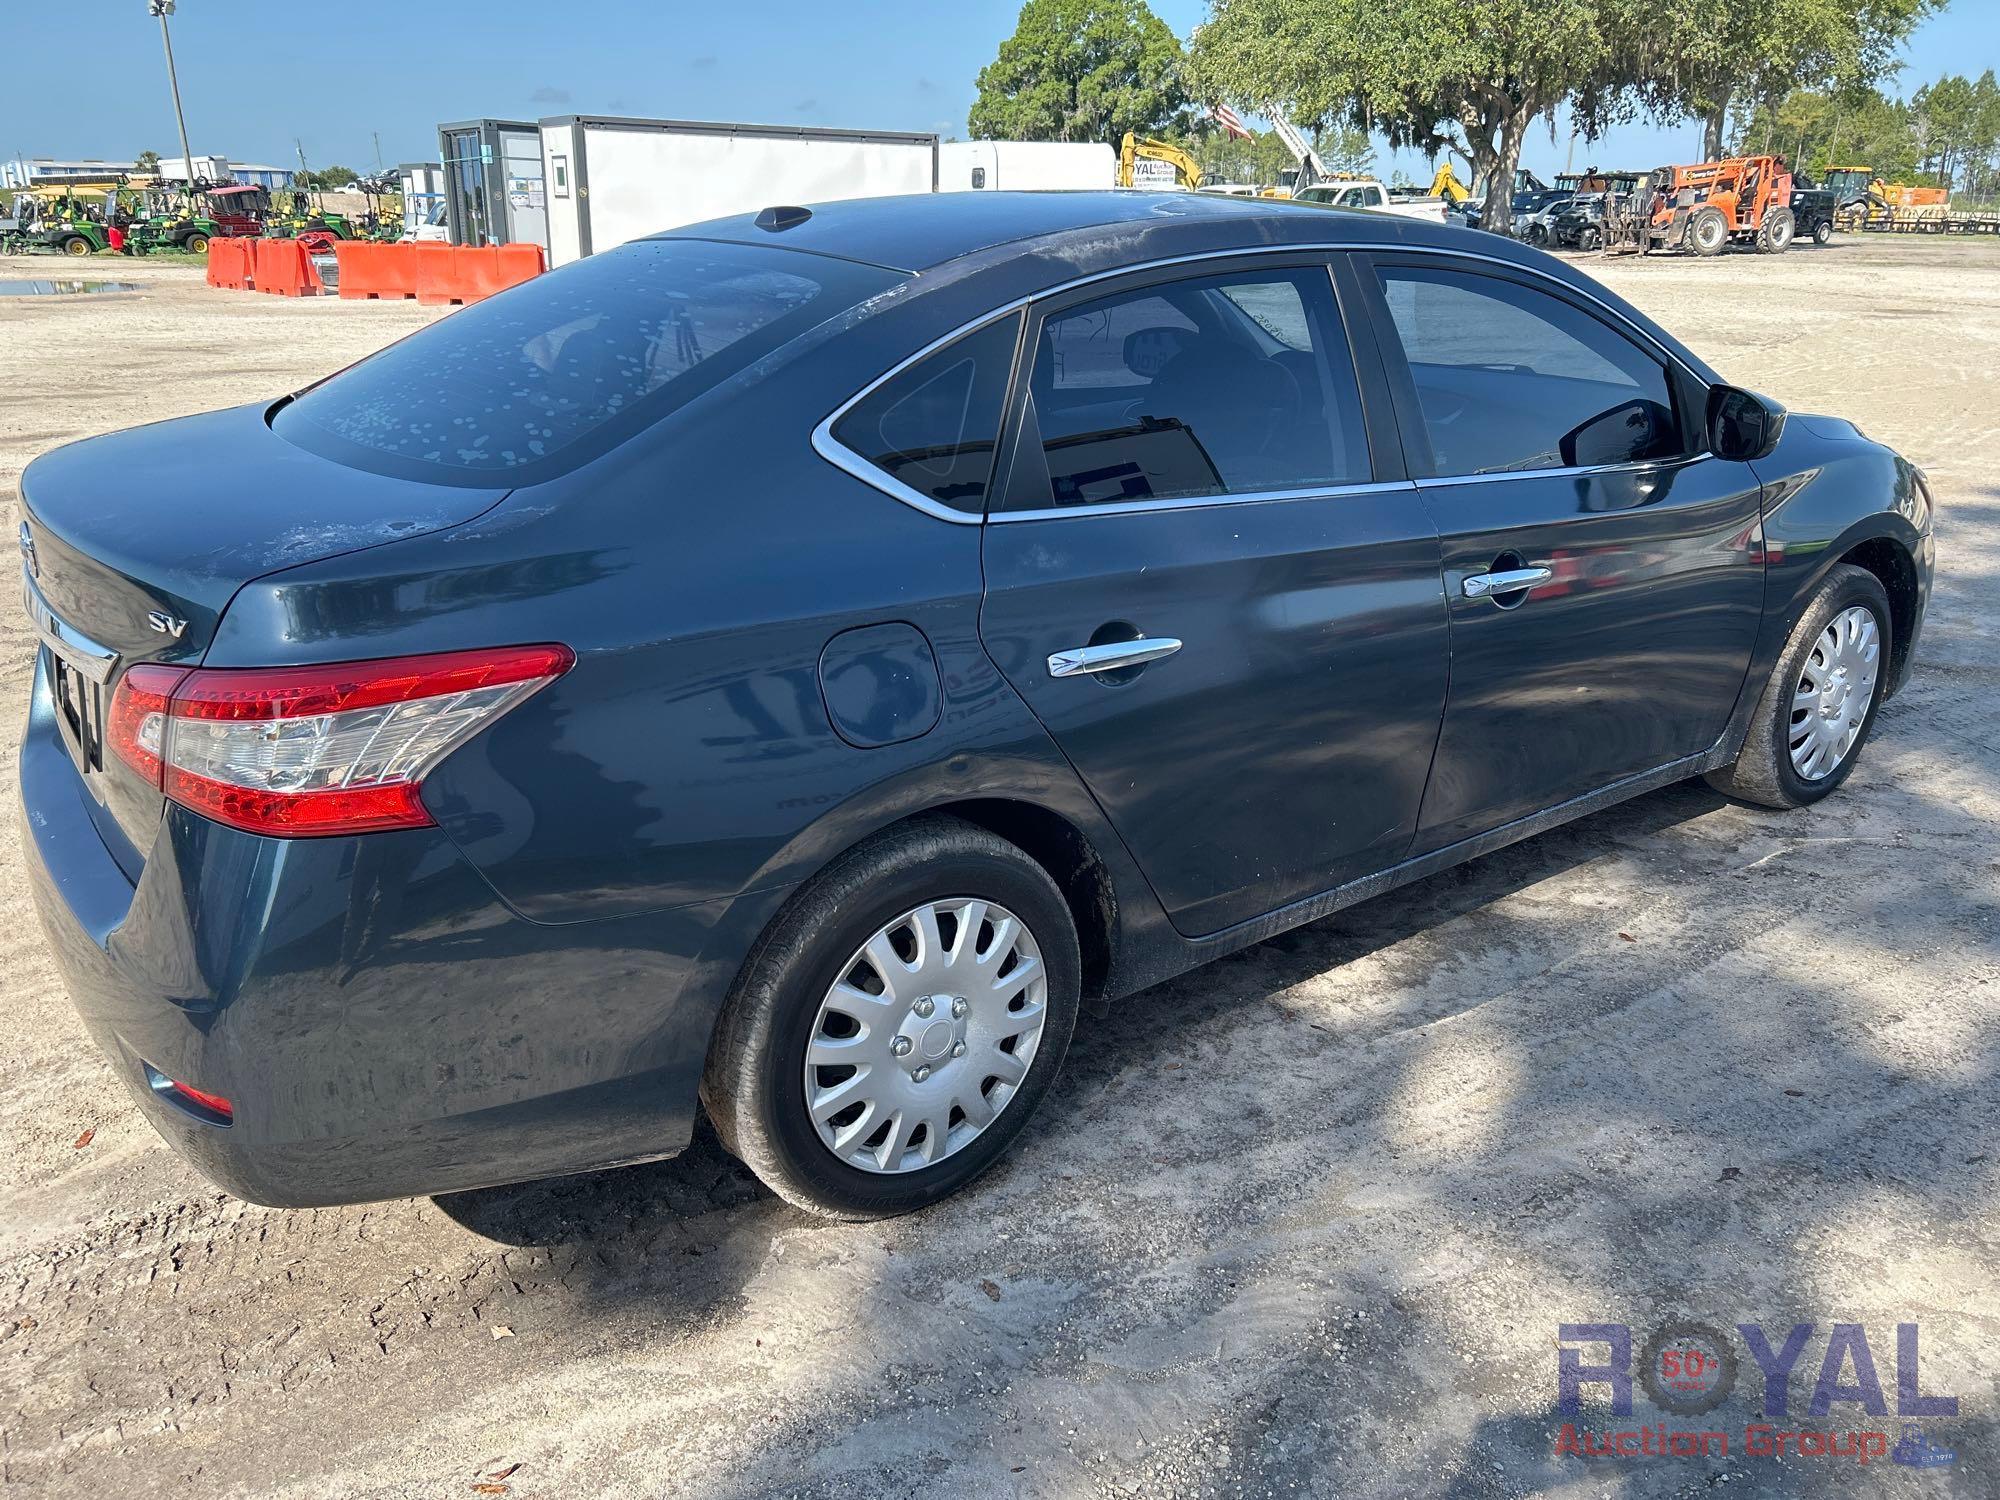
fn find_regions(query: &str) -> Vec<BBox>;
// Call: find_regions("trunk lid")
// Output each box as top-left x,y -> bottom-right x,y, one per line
19,401 -> 509,870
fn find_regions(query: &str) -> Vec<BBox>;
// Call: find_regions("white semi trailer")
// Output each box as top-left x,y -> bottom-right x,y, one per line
937,141 -> 1117,192
537,116 -> 938,266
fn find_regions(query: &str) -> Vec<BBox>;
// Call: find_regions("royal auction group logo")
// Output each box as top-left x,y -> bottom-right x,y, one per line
1555,1321 -> 1959,1468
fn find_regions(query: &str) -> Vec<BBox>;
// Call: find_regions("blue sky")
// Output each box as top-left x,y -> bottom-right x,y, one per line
6,2 -> 1992,180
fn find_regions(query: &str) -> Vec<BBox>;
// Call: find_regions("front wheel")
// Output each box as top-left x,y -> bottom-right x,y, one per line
1706,564 -> 1891,809
1577,225 -> 1602,252
703,816 -> 1081,1220
1689,206 -> 1729,256
1757,207 -> 1795,254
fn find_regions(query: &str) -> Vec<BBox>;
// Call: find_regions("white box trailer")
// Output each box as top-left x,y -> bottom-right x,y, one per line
537,116 -> 938,265
938,141 -> 1117,192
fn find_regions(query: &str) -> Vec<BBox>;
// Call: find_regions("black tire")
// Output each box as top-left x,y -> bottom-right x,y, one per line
702,815 -> 1081,1220
183,232 -> 211,254
1756,207 -> 1795,254
61,235 -> 93,257
1578,225 -> 1602,252
1812,217 -> 1833,246
1689,206 -> 1729,256
1705,564 -> 1892,809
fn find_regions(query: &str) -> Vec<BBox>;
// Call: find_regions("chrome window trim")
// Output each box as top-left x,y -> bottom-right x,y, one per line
997,479 -> 1416,524
811,241 -> 1710,524
1412,451 -> 1716,489
810,301 -> 1032,527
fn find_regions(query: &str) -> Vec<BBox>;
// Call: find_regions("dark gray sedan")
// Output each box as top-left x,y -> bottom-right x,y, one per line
19,192 -> 1933,1219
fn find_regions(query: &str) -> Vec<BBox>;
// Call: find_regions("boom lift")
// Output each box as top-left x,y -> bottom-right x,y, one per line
1264,107 -> 1330,193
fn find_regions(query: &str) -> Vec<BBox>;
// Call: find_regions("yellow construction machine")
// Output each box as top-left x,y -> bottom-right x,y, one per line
1426,163 -> 1473,204
1118,134 -> 1203,190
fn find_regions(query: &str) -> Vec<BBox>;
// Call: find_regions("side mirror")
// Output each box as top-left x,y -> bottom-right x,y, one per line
1708,385 -> 1787,462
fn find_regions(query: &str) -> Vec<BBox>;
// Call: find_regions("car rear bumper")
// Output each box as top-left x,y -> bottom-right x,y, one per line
19,656 -> 785,1207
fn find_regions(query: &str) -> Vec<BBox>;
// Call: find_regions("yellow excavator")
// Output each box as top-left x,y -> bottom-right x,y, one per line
1426,163 -> 1473,204
1118,133 -> 1203,190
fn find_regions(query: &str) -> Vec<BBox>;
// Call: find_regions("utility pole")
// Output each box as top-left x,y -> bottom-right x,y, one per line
148,2 -> 197,189
373,131 -> 385,174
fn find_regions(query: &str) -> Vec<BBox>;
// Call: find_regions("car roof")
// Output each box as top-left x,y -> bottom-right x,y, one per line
658,190 -> 1468,276
654,190 -> 1720,387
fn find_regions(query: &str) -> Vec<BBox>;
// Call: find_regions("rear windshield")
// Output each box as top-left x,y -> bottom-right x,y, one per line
274,238 -> 902,485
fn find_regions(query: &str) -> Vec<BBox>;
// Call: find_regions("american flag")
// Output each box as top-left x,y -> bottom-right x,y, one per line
1209,103 -> 1252,141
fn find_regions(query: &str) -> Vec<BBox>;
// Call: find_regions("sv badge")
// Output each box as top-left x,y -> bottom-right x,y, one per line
146,611 -> 189,639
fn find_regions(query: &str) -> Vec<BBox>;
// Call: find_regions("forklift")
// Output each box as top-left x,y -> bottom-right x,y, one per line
1606,156 -> 1795,256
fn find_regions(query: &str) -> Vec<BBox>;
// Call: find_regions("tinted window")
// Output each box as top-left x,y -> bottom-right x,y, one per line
1376,267 -> 1683,477
1023,267 -> 1369,508
832,314 -> 1019,514
276,239 -> 901,484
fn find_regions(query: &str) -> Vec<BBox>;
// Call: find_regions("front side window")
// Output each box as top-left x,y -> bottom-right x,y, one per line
832,314 -> 1020,514
1376,265 -> 1683,477
1022,266 -> 1370,508
275,239 -> 901,484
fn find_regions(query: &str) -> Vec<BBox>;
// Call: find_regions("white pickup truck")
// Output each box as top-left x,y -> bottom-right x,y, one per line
1292,179 -> 1448,223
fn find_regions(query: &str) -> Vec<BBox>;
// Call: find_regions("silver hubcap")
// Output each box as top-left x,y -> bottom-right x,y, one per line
804,899 -> 1048,1175
1790,605 -> 1880,780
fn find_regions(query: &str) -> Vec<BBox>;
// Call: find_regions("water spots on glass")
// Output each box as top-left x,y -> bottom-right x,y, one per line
274,242 -> 899,476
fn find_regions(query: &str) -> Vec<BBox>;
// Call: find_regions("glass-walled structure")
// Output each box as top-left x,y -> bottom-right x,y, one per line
437,120 -> 548,250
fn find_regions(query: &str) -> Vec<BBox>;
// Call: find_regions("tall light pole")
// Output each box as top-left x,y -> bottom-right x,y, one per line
148,1 -> 197,189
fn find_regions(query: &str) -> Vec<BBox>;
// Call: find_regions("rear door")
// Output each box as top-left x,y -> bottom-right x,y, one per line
977,257 -> 1449,937
1356,256 -> 1764,849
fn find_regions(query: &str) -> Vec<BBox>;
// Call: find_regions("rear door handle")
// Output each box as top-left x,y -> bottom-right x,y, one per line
1462,566 -> 1552,600
1047,637 -> 1183,678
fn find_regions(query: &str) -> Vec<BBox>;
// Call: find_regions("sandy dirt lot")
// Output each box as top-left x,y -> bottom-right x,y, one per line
0,238 -> 1995,1499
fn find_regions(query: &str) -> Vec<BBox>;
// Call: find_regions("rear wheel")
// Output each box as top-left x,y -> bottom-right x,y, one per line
182,232 -> 211,254
1689,206 -> 1729,256
702,816 -> 1081,1220
1705,564 -> 1890,809
1757,207 -> 1795,254
1812,217 -> 1834,246
61,235 -> 92,257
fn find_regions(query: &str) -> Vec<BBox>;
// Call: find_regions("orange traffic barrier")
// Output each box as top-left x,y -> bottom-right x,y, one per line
334,241 -> 419,301
454,247 -> 508,302
254,238 -> 322,297
490,242 -> 547,294
414,242 -> 467,306
205,235 -> 254,290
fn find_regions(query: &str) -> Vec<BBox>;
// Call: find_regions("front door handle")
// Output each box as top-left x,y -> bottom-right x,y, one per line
1462,566 -> 1552,600
1047,637 -> 1183,678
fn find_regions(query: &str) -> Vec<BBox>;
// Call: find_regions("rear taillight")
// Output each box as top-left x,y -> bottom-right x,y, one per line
107,644 -> 573,837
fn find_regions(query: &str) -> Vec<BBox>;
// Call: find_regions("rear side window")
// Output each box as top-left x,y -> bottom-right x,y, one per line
831,314 -> 1021,514
275,239 -> 902,485
1375,266 -> 1683,477
1019,266 -> 1370,508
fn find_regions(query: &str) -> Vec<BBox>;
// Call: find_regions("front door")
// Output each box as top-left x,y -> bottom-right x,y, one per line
1358,257 -> 1765,848
979,259 -> 1449,937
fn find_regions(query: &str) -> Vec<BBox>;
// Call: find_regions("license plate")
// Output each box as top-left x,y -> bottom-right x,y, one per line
53,656 -> 104,774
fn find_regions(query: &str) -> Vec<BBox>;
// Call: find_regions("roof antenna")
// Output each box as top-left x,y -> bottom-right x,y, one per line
755,205 -> 813,231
